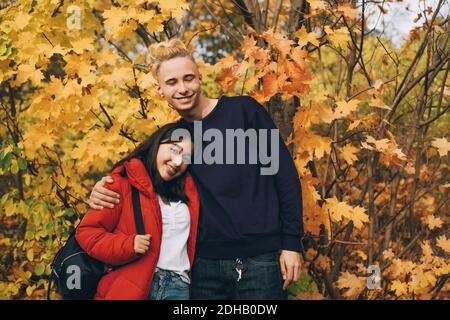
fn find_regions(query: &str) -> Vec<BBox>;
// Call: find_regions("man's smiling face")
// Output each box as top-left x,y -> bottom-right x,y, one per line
156,56 -> 203,113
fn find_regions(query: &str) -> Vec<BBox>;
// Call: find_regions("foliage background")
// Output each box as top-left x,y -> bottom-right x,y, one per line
0,0 -> 448,300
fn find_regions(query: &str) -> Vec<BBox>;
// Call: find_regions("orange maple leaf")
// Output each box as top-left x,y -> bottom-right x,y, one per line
215,68 -> 238,92
262,28 -> 294,57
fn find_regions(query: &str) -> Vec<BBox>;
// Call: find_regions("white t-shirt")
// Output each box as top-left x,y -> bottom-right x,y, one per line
156,195 -> 191,283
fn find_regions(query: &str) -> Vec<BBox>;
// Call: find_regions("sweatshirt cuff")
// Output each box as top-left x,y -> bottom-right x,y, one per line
124,234 -> 138,261
281,234 -> 302,252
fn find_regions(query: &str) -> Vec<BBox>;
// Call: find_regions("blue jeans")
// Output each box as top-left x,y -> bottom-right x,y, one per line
191,251 -> 287,300
148,269 -> 190,300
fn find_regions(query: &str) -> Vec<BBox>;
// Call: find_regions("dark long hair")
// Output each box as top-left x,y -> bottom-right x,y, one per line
113,122 -> 193,204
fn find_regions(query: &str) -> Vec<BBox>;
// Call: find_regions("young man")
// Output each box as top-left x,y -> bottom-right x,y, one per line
88,39 -> 304,299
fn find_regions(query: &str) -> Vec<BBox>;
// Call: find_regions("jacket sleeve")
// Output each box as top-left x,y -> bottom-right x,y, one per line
247,96 -> 304,252
75,174 -> 139,266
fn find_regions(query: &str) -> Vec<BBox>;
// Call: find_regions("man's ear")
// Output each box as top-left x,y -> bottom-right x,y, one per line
156,85 -> 164,97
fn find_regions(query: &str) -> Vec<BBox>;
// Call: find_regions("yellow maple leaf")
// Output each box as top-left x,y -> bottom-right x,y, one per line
336,4 -> 361,20
132,9 -> 155,24
391,280 -> 408,297
334,99 -> 361,118
422,214 -> 443,230
14,12 -> 32,30
431,137 -> 450,157
323,197 -> 368,229
158,0 -> 190,11
244,73 -> 260,92
12,63 -> 43,87
350,205 -> 369,229
50,44 -> 69,57
95,48 -> 119,67
348,119 -> 362,131
324,26 -> 349,48
382,249 -> 395,260
241,35 -> 257,58
102,6 -> 128,30
137,71 -> 157,89
436,235 -> 450,253
214,56 -> 236,71
262,28 -> 294,57
355,250 -> 367,261
104,67 -> 134,87
337,271 -> 366,299
294,26 -> 320,48
70,38 -> 95,54
236,60 -> 249,77
340,143 -> 359,165
420,241 -> 434,264
306,0 -> 327,10
295,129 -> 332,160
323,197 -> 346,223
361,135 -> 390,152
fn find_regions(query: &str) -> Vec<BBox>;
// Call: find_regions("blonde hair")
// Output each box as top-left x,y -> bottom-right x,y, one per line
149,39 -> 196,78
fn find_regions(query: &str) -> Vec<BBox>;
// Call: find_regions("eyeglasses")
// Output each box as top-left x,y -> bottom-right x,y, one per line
169,143 -> 192,164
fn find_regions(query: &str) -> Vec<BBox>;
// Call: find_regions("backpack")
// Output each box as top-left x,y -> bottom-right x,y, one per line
48,186 -> 145,300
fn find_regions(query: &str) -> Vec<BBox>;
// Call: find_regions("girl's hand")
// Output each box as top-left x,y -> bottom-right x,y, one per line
134,234 -> 151,254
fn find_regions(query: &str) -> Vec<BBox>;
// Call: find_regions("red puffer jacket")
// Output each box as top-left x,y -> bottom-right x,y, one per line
75,158 -> 200,300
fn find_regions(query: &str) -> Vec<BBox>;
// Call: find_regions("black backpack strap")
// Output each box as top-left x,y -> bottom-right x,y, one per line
131,186 -> 145,235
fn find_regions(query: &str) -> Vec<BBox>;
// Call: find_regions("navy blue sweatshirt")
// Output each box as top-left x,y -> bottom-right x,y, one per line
181,95 -> 303,259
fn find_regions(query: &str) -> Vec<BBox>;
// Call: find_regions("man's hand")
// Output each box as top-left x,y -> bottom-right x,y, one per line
279,250 -> 302,290
134,234 -> 151,254
88,176 -> 120,210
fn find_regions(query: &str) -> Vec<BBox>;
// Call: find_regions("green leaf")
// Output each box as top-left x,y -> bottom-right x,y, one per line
288,272 -> 318,297
65,208 -> 75,217
45,222 -> 54,232
33,213 -> 41,225
25,230 -> 34,241
18,158 -> 27,170
2,153 -> 12,171
13,146 -> 20,155
34,263 -> 45,276
0,193 -> 8,205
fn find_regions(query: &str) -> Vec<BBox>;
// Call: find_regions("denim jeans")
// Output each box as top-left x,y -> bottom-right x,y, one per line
148,269 -> 190,300
191,251 -> 287,300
